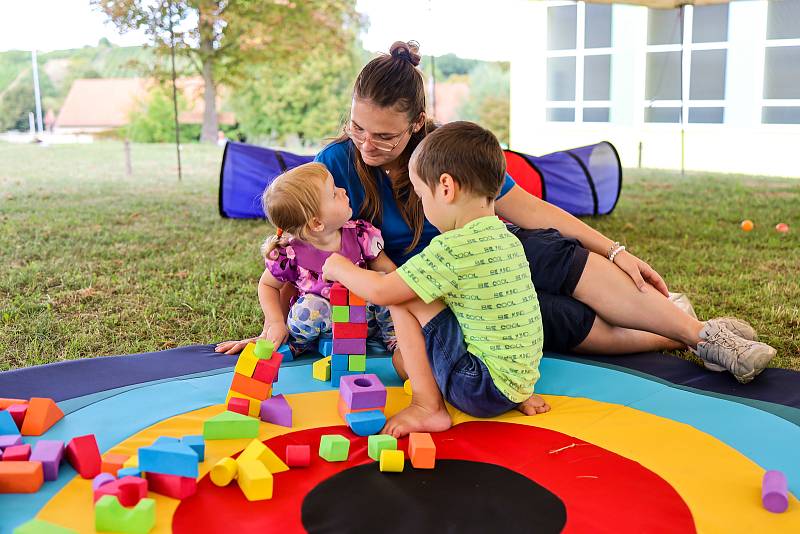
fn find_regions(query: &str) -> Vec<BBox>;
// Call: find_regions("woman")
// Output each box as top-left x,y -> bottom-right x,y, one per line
218,41 -> 775,384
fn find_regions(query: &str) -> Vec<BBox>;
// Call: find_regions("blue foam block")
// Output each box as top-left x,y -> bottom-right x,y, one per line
138,441 -> 199,478
181,435 -> 205,462
154,436 -> 180,446
276,344 -> 293,362
116,467 -> 141,478
345,410 -> 386,436
331,368 -> 359,388
331,354 -> 349,371
318,337 -> 333,357
0,411 -> 19,435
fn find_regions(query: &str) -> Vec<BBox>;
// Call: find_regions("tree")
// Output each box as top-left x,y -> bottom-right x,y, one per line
93,0 -> 361,143
127,84 -> 200,142
458,62 -> 510,146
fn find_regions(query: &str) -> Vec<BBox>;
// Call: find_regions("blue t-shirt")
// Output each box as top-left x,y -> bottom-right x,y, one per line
315,140 -> 516,265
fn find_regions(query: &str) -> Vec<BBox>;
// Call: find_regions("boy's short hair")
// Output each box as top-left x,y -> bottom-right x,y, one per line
411,121 -> 506,201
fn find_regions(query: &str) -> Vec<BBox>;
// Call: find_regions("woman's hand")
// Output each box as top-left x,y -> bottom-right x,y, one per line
322,253 -> 351,282
613,250 -> 669,297
214,322 -> 289,356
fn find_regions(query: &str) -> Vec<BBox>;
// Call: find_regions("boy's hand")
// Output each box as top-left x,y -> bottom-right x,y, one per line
322,253 -> 351,282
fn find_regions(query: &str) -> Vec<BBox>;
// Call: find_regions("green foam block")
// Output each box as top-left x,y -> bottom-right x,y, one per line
95,495 -> 155,534
203,410 -> 260,440
367,434 -> 397,461
13,519 -> 77,534
319,434 -> 350,462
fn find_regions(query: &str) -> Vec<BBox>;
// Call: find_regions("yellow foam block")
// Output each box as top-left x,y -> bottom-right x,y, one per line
225,392 -> 261,418
210,457 -> 237,487
403,379 -> 412,396
312,357 -> 331,382
237,459 -> 273,501
379,449 -> 404,473
237,439 -> 288,474
122,456 -> 138,469
234,345 -> 261,378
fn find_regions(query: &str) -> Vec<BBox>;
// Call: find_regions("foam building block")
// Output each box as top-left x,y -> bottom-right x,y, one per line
0,434 -> 23,450
332,306 -> 349,323
7,404 -> 27,429
93,476 -> 148,507
30,440 -> 64,481
252,353 -> 283,384
312,356 -> 331,381
367,435 -> 397,462
409,432 -> 436,469
333,338 -> 366,355
285,445 -> 310,468
0,411 -> 18,435
330,283 -> 348,305
230,372 -> 272,400
210,457 -> 237,486
332,322 -> 368,339
237,459 -> 273,501
349,306 -> 366,323
237,439 -> 288,474
0,398 -> 27,410
102,453 -> 130,475
138,440 -> 198,478
12,518 -> 77,533
224,392 -> 261,418
345,410 -> 386,437
339,374 -> 387,410
379,449 -> 404,473
147,472 -> 197,499
403,379 -> 413,396
319,435 -> 350,462
181,435 -> 205,462
254,339 -> 274,359
330,368 -> 358,388
233,346 -> 261,377
762,470 -> 789,513
331,354 -> 349,371
276,343 -> 293,362
203,411 -> 260,440
20,398 -> 64,436
318,336 -> 334,357
116,467 -> 141,479
65,434 -> 101,479
349,292 -> 366,306
0,461 -> 44,493
337,396 -> 377,420
92,473 -> 117,491
227,397 -> 249,416
94,495 -> 156,534
260,394 -> 292,427
123,456 -> 138,469
3,444 -> 31,461
348,354 -> 366,372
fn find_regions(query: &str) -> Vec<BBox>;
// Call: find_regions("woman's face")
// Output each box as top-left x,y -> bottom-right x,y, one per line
349,98 -> 420,168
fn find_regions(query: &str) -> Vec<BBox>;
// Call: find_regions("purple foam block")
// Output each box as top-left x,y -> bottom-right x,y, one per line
259,394 -> 292,427
92,472 -> 117,491
349,306 -> 366,323
0,434 -> 23,451
30,439 -> 65,481
339,374 -> 387,410
762,470 -> 789,513
332,338 -> 366,355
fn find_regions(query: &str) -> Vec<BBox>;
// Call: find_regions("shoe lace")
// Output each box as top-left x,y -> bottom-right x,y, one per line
705,328 -> 746,362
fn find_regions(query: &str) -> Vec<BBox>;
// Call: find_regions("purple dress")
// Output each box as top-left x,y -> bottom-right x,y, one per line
265,219 -> 384,298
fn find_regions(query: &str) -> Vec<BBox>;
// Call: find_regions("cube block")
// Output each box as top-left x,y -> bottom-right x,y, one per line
254,339 -> 274,359
319,434 -> 350,462
230,372 -> 272,401
367,435 -> 397,462
379,449 -> 405,473
2,444 -> 31,461
233,348 -> 260,377
237,459 -> 273,501
30,440 -> 64,481
409,432 -> 436,469
94,495 -> 155,534
225,392 -> 261,418
332,338 -> 366,355
329,283 -> 348,305
318,336 -> 334,357
332,321 -> 368,339
331,306 -> 349,323
349,305 -> 367,323
339,374 -> 387,410
65,434 -> 101,479
203,411 -> 260,440
285,444 -> 311,467
227,396 -> 249,416
348,354 -> 366,372
331,354 -> 349,371
260,394 -> 292,427
312,356 -> 331,381
276,343 -> 293,362
349,293 -> 366,306
102,453 -> 130,475
252,353 -> 283,384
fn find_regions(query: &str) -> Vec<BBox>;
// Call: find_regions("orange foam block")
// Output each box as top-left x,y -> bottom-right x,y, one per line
101,453 -> 130,475
0,398 -> 26,410
349,293 -> 366,306
20,397 -> 64,436
409,432 -> 436,469
0,461 -> 44,493
230,372 -> 272,401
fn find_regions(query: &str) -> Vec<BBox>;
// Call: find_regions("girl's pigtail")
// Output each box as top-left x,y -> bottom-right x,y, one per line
262,228 -> 286,260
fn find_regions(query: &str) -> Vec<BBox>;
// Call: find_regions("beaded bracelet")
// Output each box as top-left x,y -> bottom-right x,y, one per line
609,245 -> 626,264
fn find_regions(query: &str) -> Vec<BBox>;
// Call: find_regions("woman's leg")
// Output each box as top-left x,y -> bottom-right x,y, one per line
574,315 -> 685,354
286,294 -> 332,354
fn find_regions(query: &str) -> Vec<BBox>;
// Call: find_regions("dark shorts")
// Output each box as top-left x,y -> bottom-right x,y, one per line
422,308 -> 519,418
509,226 -> 596,352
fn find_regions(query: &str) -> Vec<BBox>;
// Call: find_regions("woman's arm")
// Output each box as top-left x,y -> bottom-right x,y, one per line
495,185 -> 668,295
323,254 -> 415,306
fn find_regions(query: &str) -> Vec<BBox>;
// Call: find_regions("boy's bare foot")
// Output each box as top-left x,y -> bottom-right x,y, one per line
517,394 -> 551,416
382,400 -> 452,438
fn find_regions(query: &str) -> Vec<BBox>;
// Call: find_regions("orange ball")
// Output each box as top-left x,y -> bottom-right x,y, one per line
775,223 -> 789,233
740,220 -> 754,232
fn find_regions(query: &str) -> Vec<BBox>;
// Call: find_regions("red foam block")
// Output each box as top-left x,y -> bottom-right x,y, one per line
66,434 -> 101,479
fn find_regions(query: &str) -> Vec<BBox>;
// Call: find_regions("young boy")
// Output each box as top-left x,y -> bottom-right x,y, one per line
322,121 -> 548,438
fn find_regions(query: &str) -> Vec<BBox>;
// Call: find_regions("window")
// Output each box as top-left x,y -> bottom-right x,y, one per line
763,0 -> 800,124
644,5 -> 728,124
546,2 -> 612,123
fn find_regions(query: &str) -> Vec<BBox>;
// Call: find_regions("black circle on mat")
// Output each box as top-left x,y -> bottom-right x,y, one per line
301,459 -> 567,534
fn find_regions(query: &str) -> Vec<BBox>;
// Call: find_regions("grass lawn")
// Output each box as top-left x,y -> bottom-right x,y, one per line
1,141 -> 798,371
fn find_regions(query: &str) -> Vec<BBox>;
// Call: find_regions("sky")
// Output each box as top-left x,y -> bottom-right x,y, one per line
0,0 -> 522,61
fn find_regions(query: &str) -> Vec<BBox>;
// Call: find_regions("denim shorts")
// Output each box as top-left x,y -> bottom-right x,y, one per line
422,308 -> 519,418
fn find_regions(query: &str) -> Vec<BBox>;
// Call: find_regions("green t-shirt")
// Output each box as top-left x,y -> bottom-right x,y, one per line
396,216 -> 544,402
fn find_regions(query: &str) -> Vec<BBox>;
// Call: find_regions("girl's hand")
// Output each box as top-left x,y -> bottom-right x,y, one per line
214,336 -> 260,355
612,250 -> 669,297
214,322 -> 289,356
322,253 -> 351,282
265,321 -> 289,348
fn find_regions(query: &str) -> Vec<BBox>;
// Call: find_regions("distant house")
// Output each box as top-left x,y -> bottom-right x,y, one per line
53,77 -> 235,135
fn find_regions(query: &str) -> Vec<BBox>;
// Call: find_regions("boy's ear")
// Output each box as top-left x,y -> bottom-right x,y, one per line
438,173 -> 457,204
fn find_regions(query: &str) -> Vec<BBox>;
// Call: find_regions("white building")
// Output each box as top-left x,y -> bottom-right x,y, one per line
510,0 -> 800,177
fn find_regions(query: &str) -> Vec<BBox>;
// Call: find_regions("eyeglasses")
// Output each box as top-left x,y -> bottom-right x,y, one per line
344,121 -> 413,152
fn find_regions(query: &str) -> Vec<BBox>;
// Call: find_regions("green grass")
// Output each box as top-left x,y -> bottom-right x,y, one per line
1,141 -> 798,371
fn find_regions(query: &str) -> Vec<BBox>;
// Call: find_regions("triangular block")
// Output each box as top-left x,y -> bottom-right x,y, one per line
203,411 -> 259,440
237,439 -> 288,474
20,398 -> 64,436
259,395 -> 292,427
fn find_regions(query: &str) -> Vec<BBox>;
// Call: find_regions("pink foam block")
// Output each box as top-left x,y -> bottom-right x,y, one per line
285,445 -> 310,467
147,472 -> 197,499
30,440 -> 64,481
762,470 -> 789,513
339,374 -> 387,410
260,394 -> 292,427
92,473 -> 117,491
252,352 -> 283,384
2,444 -> 31,461
332,338 -> 367,355
0,434 -> 23,451
7,405 -> 27,429
93,476 -> 148,507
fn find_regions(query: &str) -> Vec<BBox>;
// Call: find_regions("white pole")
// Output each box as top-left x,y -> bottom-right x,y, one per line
29,112 -> 35,136
31,50 -> 44,136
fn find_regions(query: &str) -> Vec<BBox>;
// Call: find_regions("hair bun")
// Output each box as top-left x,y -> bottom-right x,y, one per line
389,40 -> 421,67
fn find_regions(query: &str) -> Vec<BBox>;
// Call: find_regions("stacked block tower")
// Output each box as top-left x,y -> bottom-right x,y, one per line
339,374 -> 387,436
329,282 -> 368,386
226,339 -> 284,419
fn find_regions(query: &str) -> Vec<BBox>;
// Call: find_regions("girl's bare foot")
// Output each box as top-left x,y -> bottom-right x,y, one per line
517,393 -> 551,416
382,399 -> 451,438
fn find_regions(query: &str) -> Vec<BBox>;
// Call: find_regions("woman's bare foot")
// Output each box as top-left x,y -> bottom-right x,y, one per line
517,394 -> 551,416
382,399 -> 452,438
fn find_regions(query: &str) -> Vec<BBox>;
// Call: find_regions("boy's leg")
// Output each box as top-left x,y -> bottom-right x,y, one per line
382,298 -> 452,438
286,294 -> 332,354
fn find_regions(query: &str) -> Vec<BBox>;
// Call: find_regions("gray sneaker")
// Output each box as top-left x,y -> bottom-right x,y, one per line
694,317 -> 760,371
696,322 -> 776,383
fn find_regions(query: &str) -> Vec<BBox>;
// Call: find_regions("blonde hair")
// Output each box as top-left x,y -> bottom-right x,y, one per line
261,162 -> 329,259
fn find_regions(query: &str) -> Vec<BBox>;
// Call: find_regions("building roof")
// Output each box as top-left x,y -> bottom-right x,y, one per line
55,77 -> 235,129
